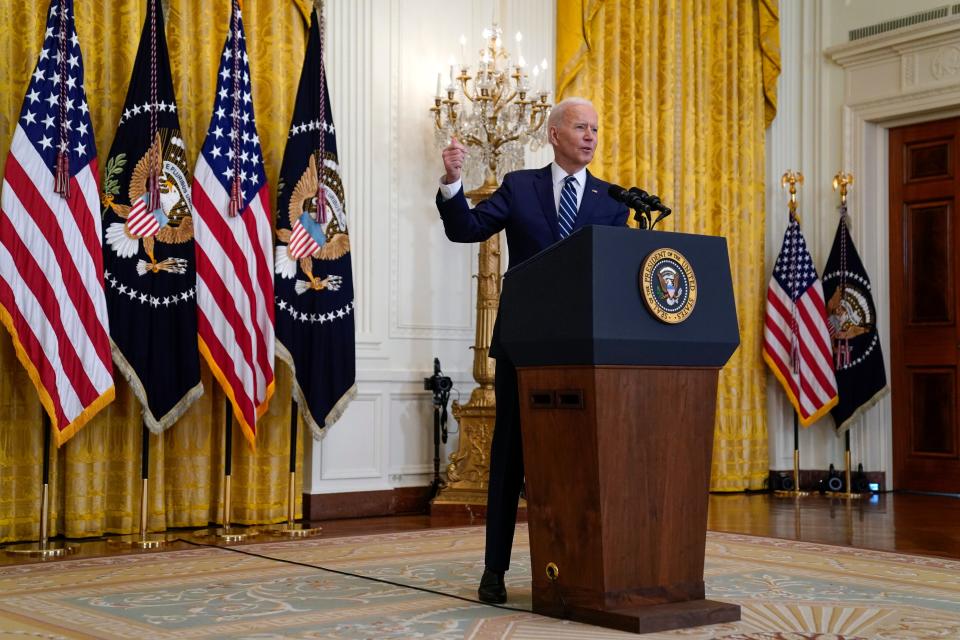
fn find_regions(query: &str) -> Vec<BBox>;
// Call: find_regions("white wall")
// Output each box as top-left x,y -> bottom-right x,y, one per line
766,0 -> 946,486
311,0 -> 944,497
304,0 -> 555,495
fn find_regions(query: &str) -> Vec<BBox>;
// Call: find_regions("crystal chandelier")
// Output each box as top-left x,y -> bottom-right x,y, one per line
430,24 -> 551,189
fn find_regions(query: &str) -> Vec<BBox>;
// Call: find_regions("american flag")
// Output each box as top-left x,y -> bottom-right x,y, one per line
192,1 -> 275,445
763,211 -> 838,425
0,0 -> 114,446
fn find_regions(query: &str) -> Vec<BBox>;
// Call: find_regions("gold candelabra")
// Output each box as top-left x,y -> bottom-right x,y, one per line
430,25 -> 551,193
429,25 -> 551,513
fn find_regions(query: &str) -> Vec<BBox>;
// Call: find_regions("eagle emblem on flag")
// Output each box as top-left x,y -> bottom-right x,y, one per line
103,130 -> 193,276
275,152 -> 349,295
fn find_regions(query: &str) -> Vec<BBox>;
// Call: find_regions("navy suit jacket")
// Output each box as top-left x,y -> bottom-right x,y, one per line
436,164 -> 629,358
436,165 -> 629,270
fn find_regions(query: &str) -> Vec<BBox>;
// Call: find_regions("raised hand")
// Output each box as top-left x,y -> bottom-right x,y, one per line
442,137 -> 467,185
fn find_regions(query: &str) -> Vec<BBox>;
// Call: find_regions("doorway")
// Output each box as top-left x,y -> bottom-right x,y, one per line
889,117 -> 960,493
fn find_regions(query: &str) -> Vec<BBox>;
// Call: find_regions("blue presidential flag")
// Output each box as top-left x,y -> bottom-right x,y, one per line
822,203 -> 887,433
274,10 -> 356,437
101,0 -> 201,432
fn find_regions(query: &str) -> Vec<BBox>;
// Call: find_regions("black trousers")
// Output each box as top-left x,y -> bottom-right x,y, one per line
484,356 -> 524,573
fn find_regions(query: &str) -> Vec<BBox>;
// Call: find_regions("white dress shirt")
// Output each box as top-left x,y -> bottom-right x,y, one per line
550,163 -> 586,213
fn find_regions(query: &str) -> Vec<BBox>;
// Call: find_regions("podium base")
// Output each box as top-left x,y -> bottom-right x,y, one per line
535,598 -> 740,635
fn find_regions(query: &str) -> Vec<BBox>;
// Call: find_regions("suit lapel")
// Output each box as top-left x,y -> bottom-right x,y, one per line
574,170 -> 602,231
534,165 -> 561,241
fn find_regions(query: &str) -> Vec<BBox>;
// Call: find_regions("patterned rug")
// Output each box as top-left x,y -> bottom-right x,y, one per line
1,525 -> 959,639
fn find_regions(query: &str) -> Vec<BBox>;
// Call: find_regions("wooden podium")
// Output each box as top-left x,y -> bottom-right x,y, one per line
498,226 -> 741,634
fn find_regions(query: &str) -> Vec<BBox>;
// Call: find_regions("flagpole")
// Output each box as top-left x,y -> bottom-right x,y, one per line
774,411 -> 810,498
268,400 -> 321,537
829,429 -> 865,499
4,413 -> 76,557
110,423 -> 169,548
772,171 -> 810,499
220,398 -> 257,541
193,399 -> 258,542
827,172 -> 864,500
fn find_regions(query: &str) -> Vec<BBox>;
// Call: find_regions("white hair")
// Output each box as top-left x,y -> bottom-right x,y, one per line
547,97 -> 595,131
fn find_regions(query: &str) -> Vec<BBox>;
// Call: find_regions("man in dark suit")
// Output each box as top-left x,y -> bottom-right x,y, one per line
436,97 -> 629,604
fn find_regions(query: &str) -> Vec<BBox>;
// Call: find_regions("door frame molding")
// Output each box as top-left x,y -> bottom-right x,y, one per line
826,16 -> 960,488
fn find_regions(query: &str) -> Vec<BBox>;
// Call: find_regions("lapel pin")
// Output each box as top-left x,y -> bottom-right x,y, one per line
591,188 -> 598,194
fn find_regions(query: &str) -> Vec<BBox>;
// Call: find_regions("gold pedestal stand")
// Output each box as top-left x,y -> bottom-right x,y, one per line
428,25 -> 550,514
431,182 -> 500,513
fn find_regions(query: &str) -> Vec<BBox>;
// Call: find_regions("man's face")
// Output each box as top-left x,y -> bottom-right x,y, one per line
549,103 -> 599,172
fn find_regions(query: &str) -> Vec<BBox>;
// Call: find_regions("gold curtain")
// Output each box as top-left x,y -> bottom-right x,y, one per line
557,0 -> 780,490
0,0 -> 315,542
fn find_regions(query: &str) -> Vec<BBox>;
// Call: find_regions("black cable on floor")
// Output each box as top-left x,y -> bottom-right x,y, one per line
172,536 -> 530,614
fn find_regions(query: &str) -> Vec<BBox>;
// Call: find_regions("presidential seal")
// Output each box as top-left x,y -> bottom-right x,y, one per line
639,248 -> 697,324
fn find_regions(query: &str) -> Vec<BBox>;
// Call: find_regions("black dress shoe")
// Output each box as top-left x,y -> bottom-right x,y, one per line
478,567 -> 507,604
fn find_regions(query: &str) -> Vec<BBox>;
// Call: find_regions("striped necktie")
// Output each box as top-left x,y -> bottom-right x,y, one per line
558,175 -> 578,238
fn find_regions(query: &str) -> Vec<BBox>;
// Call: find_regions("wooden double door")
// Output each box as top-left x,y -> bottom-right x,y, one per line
890,117 -> 960,492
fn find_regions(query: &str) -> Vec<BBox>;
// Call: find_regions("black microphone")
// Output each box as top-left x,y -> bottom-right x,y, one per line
628,187 -> 672,228
629,187 -> 670,215
607,184 -> 650,212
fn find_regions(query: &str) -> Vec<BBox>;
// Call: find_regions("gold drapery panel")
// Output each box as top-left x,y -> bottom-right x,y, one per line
556,0 -> 780,491
0,0 -> 314,542
758,0 -> 781,129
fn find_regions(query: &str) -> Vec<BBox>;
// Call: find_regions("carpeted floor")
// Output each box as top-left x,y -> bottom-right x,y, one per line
1,525 -> 959,639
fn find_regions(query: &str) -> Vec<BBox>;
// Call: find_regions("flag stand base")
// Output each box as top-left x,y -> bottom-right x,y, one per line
266,523 -> 322,538
773,490 -> 811,498
192,527 -> 259,543
4,541 -> 77,558
265,471 -> 320,538
109,476 -> 169,549
8,423 -> 75,557
109,533 -> 169,549
826,491 -> 865,500
773,443 -> 808,498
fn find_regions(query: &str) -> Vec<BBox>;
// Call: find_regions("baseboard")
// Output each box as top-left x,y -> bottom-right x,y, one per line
303,486 -> 433,521
303,487 -> 532,522
768,469 -> 886,493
